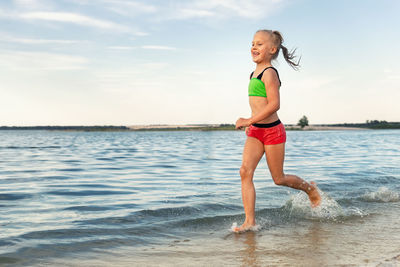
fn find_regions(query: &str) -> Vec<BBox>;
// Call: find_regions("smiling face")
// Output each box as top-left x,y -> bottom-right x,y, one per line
251,31 -> 277,64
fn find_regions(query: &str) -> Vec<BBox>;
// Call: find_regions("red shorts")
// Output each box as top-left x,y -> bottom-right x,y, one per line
246,121 -> 286,145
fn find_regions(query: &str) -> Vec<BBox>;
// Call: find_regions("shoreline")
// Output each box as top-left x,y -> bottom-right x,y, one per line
0,123 -> 399,132
285,125 -> 368,131
127,124 -> 369,131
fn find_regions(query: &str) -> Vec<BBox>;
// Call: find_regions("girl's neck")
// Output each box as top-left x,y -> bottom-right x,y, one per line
256,61 -> 272,71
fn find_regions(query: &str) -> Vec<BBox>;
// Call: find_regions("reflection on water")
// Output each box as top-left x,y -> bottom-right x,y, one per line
237,231 -> 258,267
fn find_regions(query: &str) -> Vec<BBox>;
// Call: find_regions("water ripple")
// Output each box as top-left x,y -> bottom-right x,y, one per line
0,129 -> 399,264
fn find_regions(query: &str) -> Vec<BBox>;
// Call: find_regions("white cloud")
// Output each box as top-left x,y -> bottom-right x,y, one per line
285,75 -> 339,91
385,73 -> 400,81
175,8 -> 215,19
141,45 -> 176,51
69,0 -> 157,14
0,8 -> 11,18
13,0 -> 53,10
108,46 -> 137,50
100,0 -> 157,16
63,0 -> 288,22
108,45 -> 176,50
167,0 -> 287,20
132,31 -> 149,36
141,62 -> 169,70
19,11 -> 130,32
0,34 -> 83,44
183,70 -> 207,75
0,50 -> 88,71
383,68 -> 400,80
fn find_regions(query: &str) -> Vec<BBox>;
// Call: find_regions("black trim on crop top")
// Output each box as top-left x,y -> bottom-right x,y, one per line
250,66 -> 281,85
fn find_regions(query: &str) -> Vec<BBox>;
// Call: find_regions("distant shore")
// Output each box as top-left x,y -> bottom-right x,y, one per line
1,121 -> 399,131
128,124 -> 369,131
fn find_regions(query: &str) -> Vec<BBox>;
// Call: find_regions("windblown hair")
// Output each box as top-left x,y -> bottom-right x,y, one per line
256,29 -> 301,70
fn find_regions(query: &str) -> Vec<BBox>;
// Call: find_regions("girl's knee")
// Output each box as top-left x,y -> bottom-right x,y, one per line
239,165 -> 254,181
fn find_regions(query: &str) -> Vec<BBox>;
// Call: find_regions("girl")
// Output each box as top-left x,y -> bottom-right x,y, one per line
234,30 -> 321,233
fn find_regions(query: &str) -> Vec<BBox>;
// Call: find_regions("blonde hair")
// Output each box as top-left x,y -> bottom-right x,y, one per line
256,29 -> 301,70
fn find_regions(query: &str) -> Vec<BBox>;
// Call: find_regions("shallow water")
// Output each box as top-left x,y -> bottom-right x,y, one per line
0,129 -> 399,266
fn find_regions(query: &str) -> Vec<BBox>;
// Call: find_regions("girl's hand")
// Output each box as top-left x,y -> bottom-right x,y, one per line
235,118 -> 251,130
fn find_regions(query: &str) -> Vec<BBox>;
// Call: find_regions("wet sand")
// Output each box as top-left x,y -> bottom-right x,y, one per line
41,201 -> 400,267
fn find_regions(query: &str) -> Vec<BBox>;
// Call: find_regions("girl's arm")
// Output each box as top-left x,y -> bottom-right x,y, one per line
236,70 -> 280,129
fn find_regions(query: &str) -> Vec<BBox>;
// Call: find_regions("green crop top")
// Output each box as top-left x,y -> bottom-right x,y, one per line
248,66 -> 281,97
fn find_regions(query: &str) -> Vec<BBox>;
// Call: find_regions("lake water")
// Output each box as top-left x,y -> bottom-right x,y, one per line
0,129 -> 399,266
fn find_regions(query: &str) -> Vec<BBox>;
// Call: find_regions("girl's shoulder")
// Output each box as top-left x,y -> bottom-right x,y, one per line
261,67 -> 281,86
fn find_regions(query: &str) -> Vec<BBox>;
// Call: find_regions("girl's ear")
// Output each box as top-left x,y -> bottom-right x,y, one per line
270,46 -> 277,55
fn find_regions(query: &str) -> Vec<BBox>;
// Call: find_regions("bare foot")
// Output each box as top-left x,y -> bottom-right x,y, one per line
308,181 -> 321,208
232,222 -> 256,233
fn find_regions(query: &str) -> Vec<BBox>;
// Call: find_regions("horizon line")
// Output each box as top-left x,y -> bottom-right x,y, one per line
1,120 -> 398,128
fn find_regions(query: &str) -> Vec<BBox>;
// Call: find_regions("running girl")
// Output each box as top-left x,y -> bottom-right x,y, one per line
234,30 -> 321,233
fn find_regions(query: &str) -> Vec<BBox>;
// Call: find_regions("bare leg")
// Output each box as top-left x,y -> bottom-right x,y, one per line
264,143 -> 321,207
233,137 -> 265,232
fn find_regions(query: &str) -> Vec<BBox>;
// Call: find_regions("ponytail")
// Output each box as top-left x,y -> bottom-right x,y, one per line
256,29 -> 301,70
280,44 -> 301,70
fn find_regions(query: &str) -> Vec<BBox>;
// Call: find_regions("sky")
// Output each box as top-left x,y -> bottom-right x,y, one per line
0,0 -> 399,126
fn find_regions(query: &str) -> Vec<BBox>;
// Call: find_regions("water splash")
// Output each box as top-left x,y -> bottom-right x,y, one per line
285,189 -> 343,220
362,187 -> 399,202
284,187 -> 368,220
230,222 -> 237,231
229,222 -> 262,233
